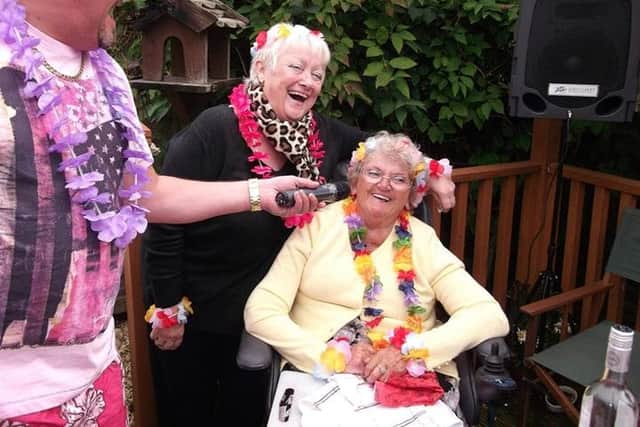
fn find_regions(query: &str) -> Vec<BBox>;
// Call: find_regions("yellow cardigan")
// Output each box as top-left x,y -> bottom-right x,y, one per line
244,202 -> 509,378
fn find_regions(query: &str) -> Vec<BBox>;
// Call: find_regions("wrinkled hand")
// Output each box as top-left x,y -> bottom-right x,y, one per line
258,176 -> 322,217
345,341 -> 375,375
428,175 -> 456,212
150,323 -> 184,351
363,346 -> 407,384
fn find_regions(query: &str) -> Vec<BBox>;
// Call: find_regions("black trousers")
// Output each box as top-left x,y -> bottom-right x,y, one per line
152,325 -> 268,427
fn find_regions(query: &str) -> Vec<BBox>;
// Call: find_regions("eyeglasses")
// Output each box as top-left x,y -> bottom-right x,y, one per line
361,168 -> 412,189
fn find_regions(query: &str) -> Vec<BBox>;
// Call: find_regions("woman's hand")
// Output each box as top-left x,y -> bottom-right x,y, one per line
363,346 -> 407,384
344,341 -> 375,375
150,324 -> 184,351
428,175 -> 456,212
259,176 -> 322,217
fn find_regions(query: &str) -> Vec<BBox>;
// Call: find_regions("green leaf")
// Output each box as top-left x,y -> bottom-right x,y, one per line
375,27 -> 389,45
391,33 -> 403,54
461,64 -> 476,76
394,78 -> 410,98
375,70 -> 394,88
363,61 -> 384,76
359,40 -> 376,48
451,103 -> 468,117
341,71 -> 362,82
490,98 -> 504,114
389,57 -> 417,70
439,106 -> 453,120
451,81 -> 459,97
428,125 -> 443,143
395,108 -> 407,126
327,61 -> 339,75
460,76 -> 474,89
398,30 -> 416,41
380,98 -> 395,117
453,32 -> 467,45
366,46 -> 384,57
412,110 -> 429,132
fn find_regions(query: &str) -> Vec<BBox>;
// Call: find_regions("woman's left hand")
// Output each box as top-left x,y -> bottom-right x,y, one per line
428,175 -> 456,212
363,346 -> 407,384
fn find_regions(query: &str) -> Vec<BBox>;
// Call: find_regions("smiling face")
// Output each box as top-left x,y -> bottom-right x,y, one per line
354,153 -> 412,227
256,43 -> 326,122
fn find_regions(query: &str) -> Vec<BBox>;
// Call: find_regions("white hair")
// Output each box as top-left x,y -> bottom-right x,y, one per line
247,23 -> 331,84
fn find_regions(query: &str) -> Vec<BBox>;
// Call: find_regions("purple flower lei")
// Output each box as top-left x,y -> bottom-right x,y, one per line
1,0 -> 152,248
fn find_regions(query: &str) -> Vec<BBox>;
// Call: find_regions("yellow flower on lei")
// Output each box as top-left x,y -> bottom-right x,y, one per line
394,246 -> 413,271
405,348 -> 430,361
277,24 -> 291,39
354,254 -> 375,282
354,142 -> 366,161
144,304 -> 157,322
320,347 -> 347,373
406,314 -> 424,333
180,296 -> 194,314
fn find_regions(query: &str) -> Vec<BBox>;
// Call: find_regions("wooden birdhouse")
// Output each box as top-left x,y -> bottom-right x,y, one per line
132,0 -> 248,93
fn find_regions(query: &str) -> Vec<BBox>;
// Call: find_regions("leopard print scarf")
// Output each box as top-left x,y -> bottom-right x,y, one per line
247,81 -> 321,179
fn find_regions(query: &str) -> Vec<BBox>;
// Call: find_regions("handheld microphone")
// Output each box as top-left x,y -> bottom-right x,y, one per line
275,181 -> 350,208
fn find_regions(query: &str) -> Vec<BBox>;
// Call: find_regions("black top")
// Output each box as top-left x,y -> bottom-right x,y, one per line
145,105 -> 367,335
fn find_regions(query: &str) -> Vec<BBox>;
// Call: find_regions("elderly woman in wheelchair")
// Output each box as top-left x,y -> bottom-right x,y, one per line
244,131 -> 509,423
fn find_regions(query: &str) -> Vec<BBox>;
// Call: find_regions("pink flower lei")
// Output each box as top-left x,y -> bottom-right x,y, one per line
1,0 -> 152,248
229,83 -> 326,228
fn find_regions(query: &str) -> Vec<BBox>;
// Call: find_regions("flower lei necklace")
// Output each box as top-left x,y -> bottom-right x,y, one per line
314,197 -> 430,377
1,0 -> 152,248
229,83 -> 325,228
342,196 -> 426,331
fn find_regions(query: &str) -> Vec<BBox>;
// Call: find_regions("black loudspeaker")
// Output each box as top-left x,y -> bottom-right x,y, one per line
509,0 -> 640,122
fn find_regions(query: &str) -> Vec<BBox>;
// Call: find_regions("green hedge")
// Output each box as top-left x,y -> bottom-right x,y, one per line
234,0 -> 519,147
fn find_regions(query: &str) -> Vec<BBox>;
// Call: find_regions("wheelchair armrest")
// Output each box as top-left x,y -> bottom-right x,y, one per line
455,348 -> 479,425
236,329 -> 282,413
236,329 -> 274,371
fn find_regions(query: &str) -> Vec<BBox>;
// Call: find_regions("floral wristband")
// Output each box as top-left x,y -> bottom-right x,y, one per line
400,331 -> 431,377
144,296 -> 194,329
315,337 -> 352,378
426,157 -> 453,178
369,327 -> 431,378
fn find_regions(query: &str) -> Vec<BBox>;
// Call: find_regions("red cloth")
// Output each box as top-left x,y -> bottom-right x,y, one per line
374,371 -> 444,407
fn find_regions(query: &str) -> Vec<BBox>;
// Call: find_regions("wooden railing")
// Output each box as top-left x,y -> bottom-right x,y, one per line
426,120 -> 640,325
124,118 -> 640,426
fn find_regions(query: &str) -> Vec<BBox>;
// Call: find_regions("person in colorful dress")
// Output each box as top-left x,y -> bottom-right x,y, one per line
145,23 -> 457,426
244,131 -> 509,419
0,2 -> 322,425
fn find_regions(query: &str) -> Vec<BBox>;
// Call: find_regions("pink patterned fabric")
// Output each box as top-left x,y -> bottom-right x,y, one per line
1,362 -> 127,427
0,21 -> 150,419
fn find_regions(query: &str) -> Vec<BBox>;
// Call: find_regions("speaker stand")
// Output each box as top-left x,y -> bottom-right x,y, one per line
527,113 -> 572,350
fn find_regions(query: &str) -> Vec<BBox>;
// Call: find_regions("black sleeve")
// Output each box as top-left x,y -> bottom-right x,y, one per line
144,106 -> 229,308
326,114 -> 370,162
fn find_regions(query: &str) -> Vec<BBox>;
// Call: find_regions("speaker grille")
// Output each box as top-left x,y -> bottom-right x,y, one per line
524,0 -> 631,108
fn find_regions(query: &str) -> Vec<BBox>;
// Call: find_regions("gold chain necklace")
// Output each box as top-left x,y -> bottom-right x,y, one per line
33,48 -> 85,81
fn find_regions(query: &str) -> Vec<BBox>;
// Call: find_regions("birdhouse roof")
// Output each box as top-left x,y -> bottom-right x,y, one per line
138,0 -> 249,33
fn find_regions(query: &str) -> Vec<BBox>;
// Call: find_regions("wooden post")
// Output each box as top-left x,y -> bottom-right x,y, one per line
515,118 -> 563,286
124,124 -> 157,427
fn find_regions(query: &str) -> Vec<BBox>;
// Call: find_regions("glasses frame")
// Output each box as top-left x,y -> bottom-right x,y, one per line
360,167 -> 413,189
